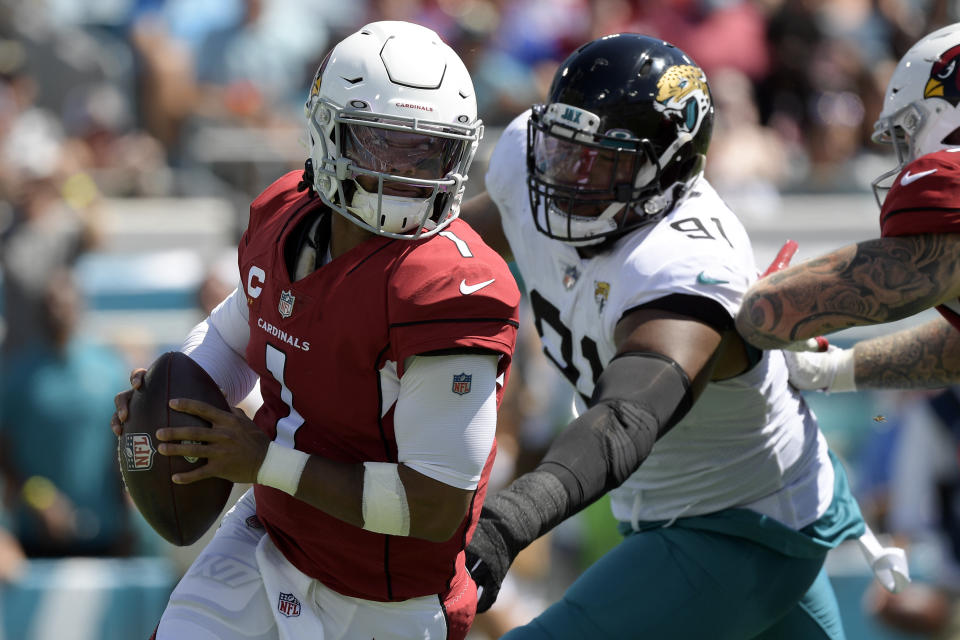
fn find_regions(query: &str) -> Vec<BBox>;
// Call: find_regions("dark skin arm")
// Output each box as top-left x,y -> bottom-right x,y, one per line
735,233 -> 960,349
614,307 -> 744,400
112,369 -> 475,543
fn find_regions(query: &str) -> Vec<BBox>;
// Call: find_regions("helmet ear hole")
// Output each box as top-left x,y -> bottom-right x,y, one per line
660,152 -> 693,192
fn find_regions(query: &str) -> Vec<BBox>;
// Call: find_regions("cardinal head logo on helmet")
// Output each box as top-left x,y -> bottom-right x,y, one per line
925,44 -> 960,105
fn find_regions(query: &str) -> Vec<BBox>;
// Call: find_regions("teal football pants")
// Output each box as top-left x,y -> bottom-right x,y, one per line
502,525 -> 844,640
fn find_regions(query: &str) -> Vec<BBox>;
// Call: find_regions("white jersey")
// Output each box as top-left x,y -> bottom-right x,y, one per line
486,112 -> 834,529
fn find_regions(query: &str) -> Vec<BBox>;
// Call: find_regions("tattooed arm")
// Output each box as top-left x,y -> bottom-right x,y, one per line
853,315 -> 960,388
735,233 -> 960,349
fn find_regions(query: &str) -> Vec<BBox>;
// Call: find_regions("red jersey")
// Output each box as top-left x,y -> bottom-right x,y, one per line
880,150 -> 960,330
237,172 -> 519,622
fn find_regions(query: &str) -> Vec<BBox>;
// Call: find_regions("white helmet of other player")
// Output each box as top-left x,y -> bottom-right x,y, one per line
872,22 -> 960,204
305,21 -> 483,239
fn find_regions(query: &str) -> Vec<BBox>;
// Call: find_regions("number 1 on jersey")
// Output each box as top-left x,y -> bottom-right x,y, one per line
439,230 -> 474,257
265,344 -> 305,447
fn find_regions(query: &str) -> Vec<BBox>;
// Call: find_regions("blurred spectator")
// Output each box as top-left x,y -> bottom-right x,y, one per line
60,81 -> 173,197
864,388 -> 960,638
585,0 -> 643,41
129,0 -> 330,158
802,36 -> 877,189
455,16 -> 549,127
493,0 -> 588,65
128,14 -> 202,156
0,524 -> 26,583
637,0 -> 771,82
756,0 -> 826,163
0,69 -> 103,353
196,249 -> 241,317
0,269 -> 135,557
193,0 -> 330,121
706,67 -> 790,220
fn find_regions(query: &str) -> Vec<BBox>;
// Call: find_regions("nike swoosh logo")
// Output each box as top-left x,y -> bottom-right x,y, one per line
460,278 -> 496,295
696,271 -> 729,285
901,168 -> 937,185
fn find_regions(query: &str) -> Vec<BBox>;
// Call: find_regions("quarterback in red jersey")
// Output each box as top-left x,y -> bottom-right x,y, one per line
735,22 -> 960,392
111,21 -> 519,640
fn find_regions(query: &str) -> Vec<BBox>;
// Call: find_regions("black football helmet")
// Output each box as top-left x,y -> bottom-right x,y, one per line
527,34 -> 714,246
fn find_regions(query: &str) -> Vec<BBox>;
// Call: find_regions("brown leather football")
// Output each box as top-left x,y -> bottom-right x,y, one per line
118,351 -> 234,546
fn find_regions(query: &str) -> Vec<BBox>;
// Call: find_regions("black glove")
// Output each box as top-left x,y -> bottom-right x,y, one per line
466,505 -> 516,613
467,470 -> 571,613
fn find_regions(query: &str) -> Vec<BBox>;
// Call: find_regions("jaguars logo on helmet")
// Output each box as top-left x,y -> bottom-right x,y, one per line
655,65 -> 711,136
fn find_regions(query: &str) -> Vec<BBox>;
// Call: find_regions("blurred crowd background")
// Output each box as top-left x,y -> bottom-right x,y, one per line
2,0 -> 960,638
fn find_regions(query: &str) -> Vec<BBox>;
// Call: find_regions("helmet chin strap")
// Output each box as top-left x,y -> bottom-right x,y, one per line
346,181 -> 433,234
545,203 -> 618,247
633,131 -> 692,191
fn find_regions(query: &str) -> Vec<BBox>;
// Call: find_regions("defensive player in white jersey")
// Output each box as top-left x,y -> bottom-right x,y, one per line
737,23 -> 960,393
460,34 -> 898,639
111,22 -> 519,640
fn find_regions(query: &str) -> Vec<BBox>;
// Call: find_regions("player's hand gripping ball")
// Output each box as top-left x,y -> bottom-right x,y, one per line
118,352 -> 233,546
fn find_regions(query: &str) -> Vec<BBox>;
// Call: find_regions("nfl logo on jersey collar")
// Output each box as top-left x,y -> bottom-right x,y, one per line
278,290 -> 296,318
562,264 -> 580,289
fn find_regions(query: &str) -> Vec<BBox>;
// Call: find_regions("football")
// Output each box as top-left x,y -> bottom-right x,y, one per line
118,351 -> 234,546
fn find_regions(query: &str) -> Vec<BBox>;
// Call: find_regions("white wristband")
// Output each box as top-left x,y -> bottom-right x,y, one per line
257,442 -> 310,496
361,462 -> 410,536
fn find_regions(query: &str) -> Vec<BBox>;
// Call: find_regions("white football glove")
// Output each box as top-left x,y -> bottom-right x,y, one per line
857,526 -> 911,593
781,346 -> 856,393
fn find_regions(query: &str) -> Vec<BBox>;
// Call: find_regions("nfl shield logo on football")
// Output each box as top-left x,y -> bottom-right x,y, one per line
277,592 -> 301,617
452,372 -> 472,395
124,433 -> 155,471
278,290 -> 295,318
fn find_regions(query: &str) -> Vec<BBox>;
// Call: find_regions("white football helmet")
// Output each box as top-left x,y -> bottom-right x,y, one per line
304,21 -> 483,239
872,22 -> 960,204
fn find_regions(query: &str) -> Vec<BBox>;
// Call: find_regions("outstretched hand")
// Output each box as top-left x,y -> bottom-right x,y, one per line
156,399 -> 270,485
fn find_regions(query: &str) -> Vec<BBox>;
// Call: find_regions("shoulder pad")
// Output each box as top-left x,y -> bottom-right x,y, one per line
881,150 -> 960,236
